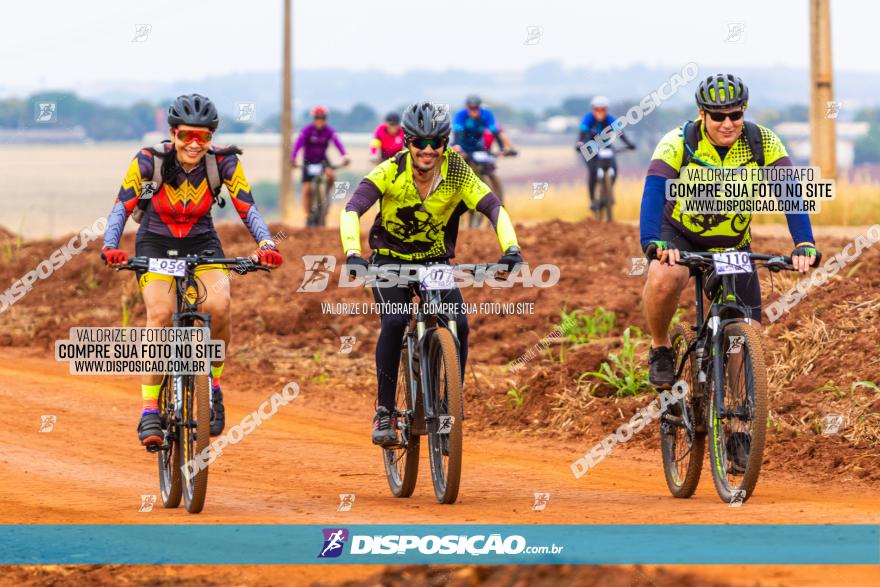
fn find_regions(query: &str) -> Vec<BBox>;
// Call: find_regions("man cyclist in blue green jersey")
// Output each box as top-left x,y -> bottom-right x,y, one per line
639,73 -> 820,387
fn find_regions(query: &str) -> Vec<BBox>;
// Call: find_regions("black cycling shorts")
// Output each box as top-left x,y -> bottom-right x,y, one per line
134,230 -> 225,281
660,222 -> 762,322
301,159 -> 330,183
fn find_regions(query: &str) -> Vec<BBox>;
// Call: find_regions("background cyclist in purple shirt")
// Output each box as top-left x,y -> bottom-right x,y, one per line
290,105 -> 350,225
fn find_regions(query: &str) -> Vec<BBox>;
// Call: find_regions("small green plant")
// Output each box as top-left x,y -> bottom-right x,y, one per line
852,381 -> 880,394
585,327 -> 653,397
815,381 -> 844,400
543,341 -> 568,364
506,384 -> 529,408
311,351 -> 329,384
559,306 -> 616,343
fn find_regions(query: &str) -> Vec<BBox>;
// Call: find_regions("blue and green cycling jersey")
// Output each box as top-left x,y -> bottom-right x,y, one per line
639,119 -> 814,251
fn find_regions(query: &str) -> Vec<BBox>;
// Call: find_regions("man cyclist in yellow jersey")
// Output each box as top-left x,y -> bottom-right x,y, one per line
101,94 -> 282,447
639,74 -> 819,387
339,101 -> 523,445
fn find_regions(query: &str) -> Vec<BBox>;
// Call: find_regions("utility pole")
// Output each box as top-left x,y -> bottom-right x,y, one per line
809,0 -> 837,179
279,0 -> 294,223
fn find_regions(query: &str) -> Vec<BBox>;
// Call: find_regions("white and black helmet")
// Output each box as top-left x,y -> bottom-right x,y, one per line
167,93 -> 220,130
401,102 -> 451,140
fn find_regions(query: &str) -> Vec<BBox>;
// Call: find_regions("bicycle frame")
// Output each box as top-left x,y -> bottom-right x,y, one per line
682,262 -> 760,423
170,262 -> 213,429
397,283 -> 462,439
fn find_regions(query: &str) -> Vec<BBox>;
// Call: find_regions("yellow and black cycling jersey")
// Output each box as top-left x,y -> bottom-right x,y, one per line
340,148 -> 518,260
646,119 -> 791,250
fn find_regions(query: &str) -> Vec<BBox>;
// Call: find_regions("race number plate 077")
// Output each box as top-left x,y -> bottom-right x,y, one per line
148,258 -> 187,277
712,251 -> 752,275
418,265 -> 456,291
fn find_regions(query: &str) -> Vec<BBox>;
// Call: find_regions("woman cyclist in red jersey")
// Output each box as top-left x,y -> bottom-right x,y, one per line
101,94 -> 282,447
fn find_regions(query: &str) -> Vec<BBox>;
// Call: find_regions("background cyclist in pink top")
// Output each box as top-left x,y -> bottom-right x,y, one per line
369,112 -> 405,162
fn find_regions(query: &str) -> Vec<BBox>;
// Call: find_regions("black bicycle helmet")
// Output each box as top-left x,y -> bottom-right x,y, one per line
465,94 -> 482,108
695,74 -> 748,111
385,112 -> 401,124
401,102 -> 451,140
167,93 -> 220,130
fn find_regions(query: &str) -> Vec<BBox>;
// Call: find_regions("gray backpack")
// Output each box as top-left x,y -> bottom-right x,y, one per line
131,141 -> 241,223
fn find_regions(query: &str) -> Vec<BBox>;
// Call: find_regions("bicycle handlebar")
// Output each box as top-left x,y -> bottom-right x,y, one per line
117,255 -> 271,274
668,250 -> 822,273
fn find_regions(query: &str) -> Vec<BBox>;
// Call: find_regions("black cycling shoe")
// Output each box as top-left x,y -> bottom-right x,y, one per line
137,412 -> 163,447
371,406 -> 398,446
210,386 -> 225,437
648,346 -> 676,388
726,431 -> 752,474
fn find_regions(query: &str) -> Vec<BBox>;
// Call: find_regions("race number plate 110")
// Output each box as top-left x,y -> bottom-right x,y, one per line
418,265 -> 456,291
712,251 -> 752,275
148,258 -> 187,277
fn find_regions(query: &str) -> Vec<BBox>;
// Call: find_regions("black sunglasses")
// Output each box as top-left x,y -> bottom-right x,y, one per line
706,110 -> 744,122
408,137 -> 446,149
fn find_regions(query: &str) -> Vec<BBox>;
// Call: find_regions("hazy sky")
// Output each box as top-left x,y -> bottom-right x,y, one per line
4,0 -> 875,92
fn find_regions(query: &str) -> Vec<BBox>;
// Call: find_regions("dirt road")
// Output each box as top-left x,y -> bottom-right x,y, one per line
2,348 -> 877,585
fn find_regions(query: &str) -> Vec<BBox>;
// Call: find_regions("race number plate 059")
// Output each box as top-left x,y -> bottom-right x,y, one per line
418,265 -> 456,291
306,163 -> 325,176
712,251 -> 752,275
148,258 -> 186,277
471,151 -> 493,163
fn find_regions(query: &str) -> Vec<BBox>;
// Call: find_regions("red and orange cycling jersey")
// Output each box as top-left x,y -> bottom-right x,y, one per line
103,147 -> 272,249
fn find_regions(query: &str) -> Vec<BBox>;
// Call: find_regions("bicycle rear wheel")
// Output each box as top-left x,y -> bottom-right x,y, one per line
426,328 -> 463,504
383,343 -> 421,497
660,323 -> 706,498
157,376 -> 182,508
708,322 -> 768,503
181,374 -> 210,513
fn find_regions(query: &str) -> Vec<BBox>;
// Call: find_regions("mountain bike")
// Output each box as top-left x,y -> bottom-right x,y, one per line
657,249 -> 819,504
381,263 -> 466,504
466,149 -> 517,228
304,160 -> 347,228
119,252 -> 270,513
583,143 -> 633,223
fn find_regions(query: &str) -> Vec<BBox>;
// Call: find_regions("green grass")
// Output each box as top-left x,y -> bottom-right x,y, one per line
584,327 -> 653,397
559,306 -> 616,344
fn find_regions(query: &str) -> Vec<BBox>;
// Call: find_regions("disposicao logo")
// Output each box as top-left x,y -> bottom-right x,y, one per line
318,528 -> 349,558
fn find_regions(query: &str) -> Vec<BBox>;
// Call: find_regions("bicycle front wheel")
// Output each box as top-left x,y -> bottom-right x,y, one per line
603,173 -> 613,222
426,328 -> 463,504
157,376 -> 182,508
708,322 -> 769,503
660,323 -> 706,498
181,374 -> 210,513
383,343 -> 421,497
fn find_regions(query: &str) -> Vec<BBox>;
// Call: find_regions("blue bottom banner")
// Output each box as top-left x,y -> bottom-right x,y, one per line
1,524 -> 877,565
